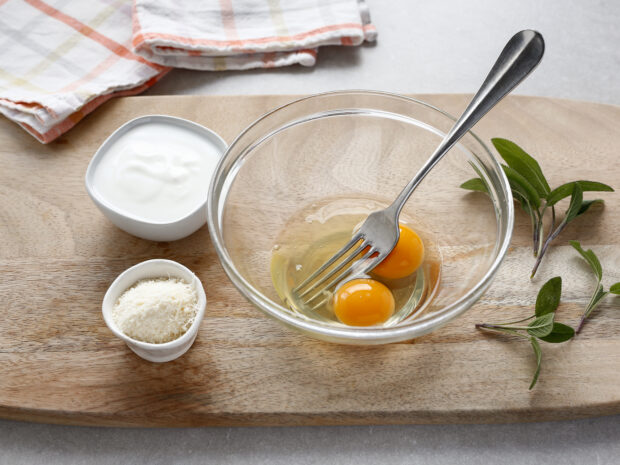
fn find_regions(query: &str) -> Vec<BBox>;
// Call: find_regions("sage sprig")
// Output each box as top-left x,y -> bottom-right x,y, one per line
570,241 -> 620,334
461,138 -> 614,278
475,277 -> 574,389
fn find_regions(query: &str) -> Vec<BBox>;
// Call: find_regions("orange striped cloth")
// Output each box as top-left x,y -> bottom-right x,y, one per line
0,0 -> 169,143
1,0 -> 376,143
132,0 -> 377,70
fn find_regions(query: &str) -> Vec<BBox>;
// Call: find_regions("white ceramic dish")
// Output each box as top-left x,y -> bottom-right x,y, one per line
102,259 -> 207,362
85,115 -> 227,242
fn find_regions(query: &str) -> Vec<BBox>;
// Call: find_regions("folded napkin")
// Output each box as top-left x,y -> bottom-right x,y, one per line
0,0 -> 168,143
1,0 -> 376,143
132,0 -> 377,70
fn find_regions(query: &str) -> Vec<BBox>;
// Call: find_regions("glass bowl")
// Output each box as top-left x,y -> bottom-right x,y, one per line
207,90 -> 513,345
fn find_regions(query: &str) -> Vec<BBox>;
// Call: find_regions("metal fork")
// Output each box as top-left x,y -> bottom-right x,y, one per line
293,30 -> 545,308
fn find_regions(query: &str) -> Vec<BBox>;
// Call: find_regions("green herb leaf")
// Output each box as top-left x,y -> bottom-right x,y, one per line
503,165 -> 541,209
577,284 -> 609,334
538,323 -> 575,343
546,181 -> 614,206
589,285 -> 609,312
529,337 -> 542,390
527,313 -> 555,338
460,178 -> 489,193
578,199 -> 604,216
610,283 -> 620,295
462,138 -> 612,281
535,277 -> 562,316
569,240 -> 602,281
564,182 -> 583,224
492,138 -> 550,197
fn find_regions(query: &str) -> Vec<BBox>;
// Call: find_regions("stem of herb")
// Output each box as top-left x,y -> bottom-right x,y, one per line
576,308 -> 592,334
532,219 -> 539,257
475,324 -> 531,339
528,205 -> 539,257
530,216 -> 565,279
539,206 -> 555,257
476,323 -> 538,332
576,314 -> 588,334
534,207 -> 546,258
493,315 -> 536,325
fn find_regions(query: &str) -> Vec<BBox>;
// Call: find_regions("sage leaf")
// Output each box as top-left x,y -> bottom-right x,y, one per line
503,165 -> 541,209
461,138 -> 613,280
577,284 -> 608,334
589,285 -> 609,314
569,240 -> 602,281
535,277 -> 562,316
563,182 -> 583,224
476,277 -> 573,390
460,178 -> 488,193
546,181 -> 614,206
538,323 -> 575,343
578,199 -> 604,216
529,337 -> 542,390
610,283 -> 620,295
492,138 -> 550,196
527,313 -> 555,338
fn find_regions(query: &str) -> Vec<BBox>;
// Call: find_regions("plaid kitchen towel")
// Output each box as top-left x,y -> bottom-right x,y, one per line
0,0 -> 169,143
132,0 -> 377,70
0,0 -> 376,143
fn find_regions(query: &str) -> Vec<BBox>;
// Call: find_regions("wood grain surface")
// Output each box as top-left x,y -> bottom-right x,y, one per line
0,94 -> 619,427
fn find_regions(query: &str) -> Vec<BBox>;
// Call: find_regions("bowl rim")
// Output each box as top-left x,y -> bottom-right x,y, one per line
85,114 -> 227,227
207,89 -> 514,343
102,259 -> 207,349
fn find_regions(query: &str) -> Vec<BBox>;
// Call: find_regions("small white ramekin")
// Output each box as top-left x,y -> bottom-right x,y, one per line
85,115 -> 227,242
102,259 -> 207,362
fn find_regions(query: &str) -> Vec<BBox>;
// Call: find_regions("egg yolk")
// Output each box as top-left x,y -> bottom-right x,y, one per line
333,278 -> 395,326
372,224 -> 424,280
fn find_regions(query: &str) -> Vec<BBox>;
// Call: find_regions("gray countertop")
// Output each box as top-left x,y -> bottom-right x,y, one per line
146,0 -> 620,105
3,0 -> 620,463
2,416 -> 620,464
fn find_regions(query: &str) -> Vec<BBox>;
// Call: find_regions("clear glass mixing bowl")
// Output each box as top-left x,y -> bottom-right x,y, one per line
207,91 -> 513,344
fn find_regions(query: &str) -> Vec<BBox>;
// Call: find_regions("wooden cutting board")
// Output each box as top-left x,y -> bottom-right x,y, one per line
1,94 -> 619,427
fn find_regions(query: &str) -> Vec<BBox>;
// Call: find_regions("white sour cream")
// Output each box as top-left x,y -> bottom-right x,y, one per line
92,121 -> 221,223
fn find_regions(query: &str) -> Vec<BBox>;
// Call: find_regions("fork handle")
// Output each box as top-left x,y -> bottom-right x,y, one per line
388,29 -> 545,217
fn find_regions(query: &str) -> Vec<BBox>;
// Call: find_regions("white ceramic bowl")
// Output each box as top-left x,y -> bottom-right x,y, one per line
102,259 -> 207,362
85,115 -> 227,242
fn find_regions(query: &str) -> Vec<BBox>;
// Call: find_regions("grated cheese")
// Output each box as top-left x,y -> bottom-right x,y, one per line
112,277 -> 198,344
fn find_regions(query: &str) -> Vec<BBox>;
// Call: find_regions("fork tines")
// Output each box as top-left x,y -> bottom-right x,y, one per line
292,234 -> 379,308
